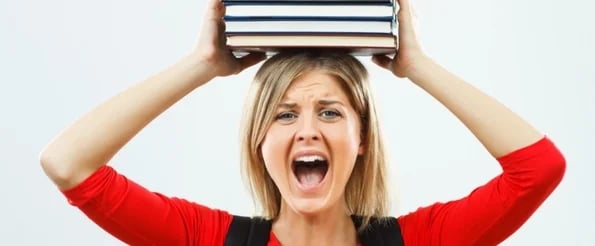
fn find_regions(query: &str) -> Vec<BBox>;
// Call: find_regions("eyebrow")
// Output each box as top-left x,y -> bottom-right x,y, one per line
318,99 -> 344,106
278,102 -> 297,109
278,100 -> 345,109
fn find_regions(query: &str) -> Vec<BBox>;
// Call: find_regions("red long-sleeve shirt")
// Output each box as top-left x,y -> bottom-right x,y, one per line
61,136 -> 565,245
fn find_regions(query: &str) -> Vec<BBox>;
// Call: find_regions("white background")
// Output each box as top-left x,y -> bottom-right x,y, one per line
1,0 -> 593,245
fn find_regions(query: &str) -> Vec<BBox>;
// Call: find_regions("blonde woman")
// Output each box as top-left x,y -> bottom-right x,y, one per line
40,0 -> 566,245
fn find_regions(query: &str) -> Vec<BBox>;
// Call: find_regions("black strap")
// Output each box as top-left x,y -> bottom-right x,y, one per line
224,216 -> 271,246
352,215 -> 404,246
225,215 -> 403,246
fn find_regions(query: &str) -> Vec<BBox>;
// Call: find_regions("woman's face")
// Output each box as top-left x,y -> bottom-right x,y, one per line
260,70 -> 364,215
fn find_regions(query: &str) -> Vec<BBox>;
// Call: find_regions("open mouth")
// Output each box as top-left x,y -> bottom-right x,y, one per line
292,156 -> 329,189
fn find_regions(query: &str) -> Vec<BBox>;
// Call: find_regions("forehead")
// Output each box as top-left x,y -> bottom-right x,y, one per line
283,71 -> 348,100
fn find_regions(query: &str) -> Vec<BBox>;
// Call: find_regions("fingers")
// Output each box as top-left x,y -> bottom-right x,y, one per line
200,0 -> 226,48
397,0 -> 411,19
216,20 -> 227,46
395,0 -> 421,52
238,52 -> 267,71
396,0 -> 414,30
371,55 -> 393,70
205,0 -> 224,21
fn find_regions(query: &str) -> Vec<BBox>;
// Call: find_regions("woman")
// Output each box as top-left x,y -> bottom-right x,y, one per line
40,0 -> 566,245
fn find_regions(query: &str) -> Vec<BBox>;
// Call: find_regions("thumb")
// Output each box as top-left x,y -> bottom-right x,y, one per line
372,55 -> 393,70
238,52 -> 267,72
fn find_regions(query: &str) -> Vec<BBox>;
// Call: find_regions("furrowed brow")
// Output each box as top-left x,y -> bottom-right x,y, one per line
278,102 -> 297,109
318,99 -> 344,106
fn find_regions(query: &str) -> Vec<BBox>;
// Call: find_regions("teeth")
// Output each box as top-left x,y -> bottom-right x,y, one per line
295,155 -> 326,162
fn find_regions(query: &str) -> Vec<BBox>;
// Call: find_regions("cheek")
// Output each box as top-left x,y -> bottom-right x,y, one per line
326,116 -> 362,176
324,125 -> 361,174
260,126 -> 291,176
325,122 -> 361,155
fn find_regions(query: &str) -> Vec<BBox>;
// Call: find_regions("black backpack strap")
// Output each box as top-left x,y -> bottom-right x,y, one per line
352,215 -> 405,246
225,215 -> 403,246
224,215 -> 272,246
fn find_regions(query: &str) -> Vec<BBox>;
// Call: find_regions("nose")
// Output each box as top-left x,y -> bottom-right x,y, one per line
295,114 -> 321,142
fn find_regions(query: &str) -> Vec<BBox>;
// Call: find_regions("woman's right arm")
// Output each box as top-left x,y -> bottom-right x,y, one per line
40,54 -> 212,190
39,0 -> 264,190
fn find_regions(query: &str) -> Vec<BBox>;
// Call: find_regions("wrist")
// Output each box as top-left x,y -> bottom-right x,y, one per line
402,54 -> 434,81
182,52 -> 218,87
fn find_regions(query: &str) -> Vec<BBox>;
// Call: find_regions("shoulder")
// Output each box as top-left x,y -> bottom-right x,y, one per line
166,198 -> 235,245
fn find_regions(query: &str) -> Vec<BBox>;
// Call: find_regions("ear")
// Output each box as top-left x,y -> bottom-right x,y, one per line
358,116 -> 367,155
358,128 -> 366,155
358,142 -> 366,155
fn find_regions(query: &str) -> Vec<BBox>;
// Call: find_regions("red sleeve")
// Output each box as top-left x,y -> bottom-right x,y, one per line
62,165 -> 233,246
397,136 -> 566,245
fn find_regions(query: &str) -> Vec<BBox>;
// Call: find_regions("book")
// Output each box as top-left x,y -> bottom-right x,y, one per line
224,18 -> 394,34
231,47 -> 396,57
227,34 -> 395,47
224,3 -> 393,18
223,0 -> 391,2
228,34 -> 397,56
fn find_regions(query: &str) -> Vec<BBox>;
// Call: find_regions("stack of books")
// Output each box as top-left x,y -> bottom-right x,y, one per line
223,0 -> 398,56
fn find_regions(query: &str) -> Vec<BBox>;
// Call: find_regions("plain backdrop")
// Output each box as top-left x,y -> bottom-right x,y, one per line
1,0 -> 593,245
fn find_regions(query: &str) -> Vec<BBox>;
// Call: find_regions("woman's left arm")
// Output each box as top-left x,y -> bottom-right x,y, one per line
394,57 -> 543,157
376,0 -> 567,244
374,0 -> 541,158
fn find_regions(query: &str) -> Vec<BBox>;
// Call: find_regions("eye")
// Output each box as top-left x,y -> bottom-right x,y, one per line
319,109 -> 342,119
275,111 -> 297,121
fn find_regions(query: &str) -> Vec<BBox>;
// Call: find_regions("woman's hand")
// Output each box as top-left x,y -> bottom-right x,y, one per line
372,0 -> 426,78
192,0 -> 266,77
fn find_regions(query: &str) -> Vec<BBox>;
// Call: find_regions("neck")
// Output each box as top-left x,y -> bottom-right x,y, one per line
272,201 -> 357,246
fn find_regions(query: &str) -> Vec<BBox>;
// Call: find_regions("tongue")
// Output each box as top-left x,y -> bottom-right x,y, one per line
296,166 -> 325,188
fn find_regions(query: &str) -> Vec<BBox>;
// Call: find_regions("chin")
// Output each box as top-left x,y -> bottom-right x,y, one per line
284,180 -> 346,217
287,196 -> 333,216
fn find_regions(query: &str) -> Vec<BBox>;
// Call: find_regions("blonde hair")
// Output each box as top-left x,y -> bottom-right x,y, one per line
239,50 -> 389,228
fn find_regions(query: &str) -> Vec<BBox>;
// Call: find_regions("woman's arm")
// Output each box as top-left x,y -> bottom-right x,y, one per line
405,57 -> 542,157
376,0 -> 566,244
39,0 -> 265,190
373,0 -> 541,158
40,55 -> 212,190
396,137 -> 566,245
